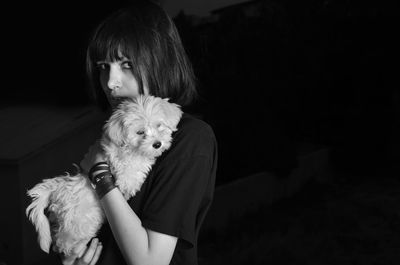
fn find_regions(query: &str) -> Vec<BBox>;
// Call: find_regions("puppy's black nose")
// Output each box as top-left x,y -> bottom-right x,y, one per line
152,141 -> 162,149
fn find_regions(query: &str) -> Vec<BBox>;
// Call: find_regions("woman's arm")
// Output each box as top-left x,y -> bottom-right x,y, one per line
100,186 -> 177,265
81,140 -> 177,265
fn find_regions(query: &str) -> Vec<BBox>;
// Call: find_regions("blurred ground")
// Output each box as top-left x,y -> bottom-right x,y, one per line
198,172 -> 400,265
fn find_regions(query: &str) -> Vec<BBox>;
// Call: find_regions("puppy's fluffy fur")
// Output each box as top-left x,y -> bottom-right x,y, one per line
26,95 -> 182,255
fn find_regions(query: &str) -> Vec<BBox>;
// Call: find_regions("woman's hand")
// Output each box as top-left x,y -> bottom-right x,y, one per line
80,140 -> 107,174
61,238 -> 103,265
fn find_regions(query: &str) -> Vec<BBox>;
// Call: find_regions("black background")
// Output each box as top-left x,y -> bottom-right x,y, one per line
2,0 -> 399,184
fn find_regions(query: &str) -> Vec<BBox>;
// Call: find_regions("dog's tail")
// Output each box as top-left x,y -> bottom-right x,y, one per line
26,178 -> 58,253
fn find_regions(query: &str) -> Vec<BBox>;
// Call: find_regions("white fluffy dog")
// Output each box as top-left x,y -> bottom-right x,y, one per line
26,95 -> 182,255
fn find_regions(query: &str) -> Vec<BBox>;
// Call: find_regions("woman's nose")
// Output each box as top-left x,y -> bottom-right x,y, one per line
107,65 -> 122,90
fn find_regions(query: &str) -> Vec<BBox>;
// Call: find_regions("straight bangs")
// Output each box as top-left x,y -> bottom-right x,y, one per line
90,30 -> 135,65
87,17 -> 145,94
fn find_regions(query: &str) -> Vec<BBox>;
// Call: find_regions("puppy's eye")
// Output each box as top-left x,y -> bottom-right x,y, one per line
136,130 -> 145,135
157,123 -> 166,130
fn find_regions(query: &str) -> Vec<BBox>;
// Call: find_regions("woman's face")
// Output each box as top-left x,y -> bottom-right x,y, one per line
97,55 -> 148,108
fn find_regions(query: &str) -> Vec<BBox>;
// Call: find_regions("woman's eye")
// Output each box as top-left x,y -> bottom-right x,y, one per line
121,61 -> 133,69
136,130 -> 145,135
96,63 -> 108,71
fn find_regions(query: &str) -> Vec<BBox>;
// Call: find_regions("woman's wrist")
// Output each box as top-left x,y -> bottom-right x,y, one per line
89,162 -> 116,199
88,162 -> 109,181
95,174 -> 116,199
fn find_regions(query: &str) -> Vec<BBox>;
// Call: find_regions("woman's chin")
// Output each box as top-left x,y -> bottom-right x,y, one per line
108,98 -> 122,108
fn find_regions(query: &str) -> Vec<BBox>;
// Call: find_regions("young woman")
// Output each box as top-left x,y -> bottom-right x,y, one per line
61,1 -> 217,265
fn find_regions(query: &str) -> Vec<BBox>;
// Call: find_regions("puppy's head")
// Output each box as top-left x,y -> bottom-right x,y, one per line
104,95 -> 182,157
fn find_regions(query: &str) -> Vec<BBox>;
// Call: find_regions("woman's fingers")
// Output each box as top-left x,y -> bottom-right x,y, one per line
80,140 -> 107,174
80,153 -> 90,174
81,238 -> 100,264
76,244 -> 88,259
61,242 -> 87,265
89,242 -> 103,265
80,141 -> 97,172
60,239 -> 102,265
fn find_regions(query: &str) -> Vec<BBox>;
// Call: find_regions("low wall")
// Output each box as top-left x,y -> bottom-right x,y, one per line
0,105 -> 107,265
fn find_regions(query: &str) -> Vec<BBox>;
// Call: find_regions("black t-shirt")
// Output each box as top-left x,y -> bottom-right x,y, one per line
97,113 -> 218,265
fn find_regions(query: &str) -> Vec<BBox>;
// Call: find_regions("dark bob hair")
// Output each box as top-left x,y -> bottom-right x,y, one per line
86,0 -> 197,109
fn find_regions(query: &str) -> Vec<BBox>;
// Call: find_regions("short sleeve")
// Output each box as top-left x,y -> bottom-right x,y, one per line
138,115 -> 217,248
141,155 -> 213,248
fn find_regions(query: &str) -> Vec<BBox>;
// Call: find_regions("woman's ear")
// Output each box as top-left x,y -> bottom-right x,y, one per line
159,98 -> 183,131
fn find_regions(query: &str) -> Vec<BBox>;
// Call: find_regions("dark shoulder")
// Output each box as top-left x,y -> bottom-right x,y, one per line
165,113 -> 216,160
176,113 -> 215,140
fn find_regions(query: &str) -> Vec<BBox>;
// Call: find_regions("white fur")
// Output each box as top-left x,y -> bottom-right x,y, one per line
26,95 -> 182,255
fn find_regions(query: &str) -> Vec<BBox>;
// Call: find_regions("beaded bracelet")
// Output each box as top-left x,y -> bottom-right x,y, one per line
92,171 -> 116,199
88,162 -> 110,182
88,162 -> 116,199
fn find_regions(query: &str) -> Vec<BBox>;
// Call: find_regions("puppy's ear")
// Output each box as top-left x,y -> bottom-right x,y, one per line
159,98 -> 183,131
104,110 -> 126,146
